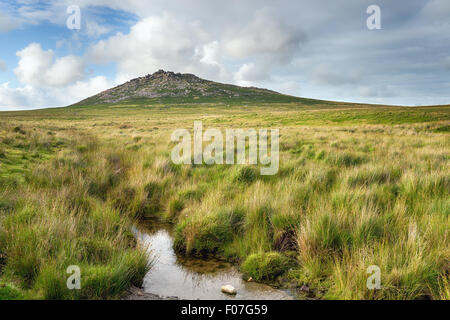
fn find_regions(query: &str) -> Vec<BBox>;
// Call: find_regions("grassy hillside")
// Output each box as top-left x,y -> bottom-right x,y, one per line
72,70 -> 323,106
0,101 -> 449,299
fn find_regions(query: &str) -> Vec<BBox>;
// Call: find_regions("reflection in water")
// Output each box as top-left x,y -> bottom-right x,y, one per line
133,224 -> 293,300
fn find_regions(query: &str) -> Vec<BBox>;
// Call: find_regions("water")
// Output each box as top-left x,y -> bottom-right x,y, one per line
133,222 -> 294,300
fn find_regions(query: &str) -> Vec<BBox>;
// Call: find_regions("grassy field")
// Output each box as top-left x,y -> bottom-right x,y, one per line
0,101 -> 449,299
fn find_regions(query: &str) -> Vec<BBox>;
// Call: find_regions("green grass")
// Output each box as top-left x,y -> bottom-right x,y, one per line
0,101 -> 449,300
0,125 -> 149,300
0,283 -> 24,300
241,252 -> 292,281
174,206 -> 244,255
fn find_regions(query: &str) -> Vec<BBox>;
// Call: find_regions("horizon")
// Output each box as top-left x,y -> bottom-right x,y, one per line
2,69 -> 450,111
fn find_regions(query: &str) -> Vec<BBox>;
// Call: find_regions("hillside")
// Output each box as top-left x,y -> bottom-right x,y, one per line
73,70 -> 322,106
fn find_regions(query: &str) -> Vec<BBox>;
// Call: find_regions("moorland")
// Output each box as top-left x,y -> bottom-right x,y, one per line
0,71 -> 448,300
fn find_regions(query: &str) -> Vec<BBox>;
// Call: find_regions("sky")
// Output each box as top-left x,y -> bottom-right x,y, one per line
0,0 -> 449,110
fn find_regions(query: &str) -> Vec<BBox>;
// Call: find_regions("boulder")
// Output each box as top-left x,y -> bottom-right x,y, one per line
221,285 -> 237,295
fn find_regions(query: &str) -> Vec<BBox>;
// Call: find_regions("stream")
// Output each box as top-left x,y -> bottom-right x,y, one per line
132,222 -> 294,300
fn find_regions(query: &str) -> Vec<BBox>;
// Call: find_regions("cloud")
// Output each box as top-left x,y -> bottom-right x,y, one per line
16,2 -> 67,26
443,56 -> 450,70
0,41 -> 109,110
1,1 -> 450,109
85,13 -> 237,84
86,9 -> 306,86
357,85 -> 396,98
14,43 -> 85,87
198,41 -> 220,67
0,76 -> 113,110
196,41 -> 228,79
45,56 -> 85,86
224,8 -> 305,60
0,11 -> 17,32
14,43 -> 53,86
421,0 -> 450,21
65,76 -> 112,102
225,8 -> 306,86
0,59 -> 6,72
85,21 -> 110,38
0,83 -> 36,110
311,64 -> 363,86
234,63 -> 271,86
0,81 -> 68,110
87,13 -> 221,82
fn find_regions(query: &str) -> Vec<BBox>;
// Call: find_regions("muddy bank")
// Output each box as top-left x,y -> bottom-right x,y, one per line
124,286 -> 179,300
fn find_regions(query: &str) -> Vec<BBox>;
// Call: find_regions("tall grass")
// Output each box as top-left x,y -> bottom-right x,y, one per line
1,104 -> 448,300
0,125 -> 149,299
152,120 -> 448,299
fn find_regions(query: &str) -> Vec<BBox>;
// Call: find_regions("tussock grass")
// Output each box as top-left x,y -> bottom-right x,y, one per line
0,104 -> 449,299
174,205 -> 244,255
241,252 -> 292,281
0,127 -> 149,299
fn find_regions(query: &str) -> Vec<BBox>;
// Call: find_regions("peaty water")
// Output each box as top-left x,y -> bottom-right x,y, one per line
132,223 -> 293,300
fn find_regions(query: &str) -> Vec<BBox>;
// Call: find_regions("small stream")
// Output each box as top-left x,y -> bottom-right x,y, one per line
132,222 -> 294,300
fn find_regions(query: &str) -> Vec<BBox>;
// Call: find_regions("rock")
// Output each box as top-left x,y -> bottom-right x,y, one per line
221,285 -> 237,295
75,69 -> 286,106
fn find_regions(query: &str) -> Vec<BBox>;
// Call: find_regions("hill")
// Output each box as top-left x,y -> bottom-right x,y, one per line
73,70 -> 323,106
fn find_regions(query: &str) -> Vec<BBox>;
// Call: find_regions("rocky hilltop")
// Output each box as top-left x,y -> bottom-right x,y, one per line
74,70 -> 307,105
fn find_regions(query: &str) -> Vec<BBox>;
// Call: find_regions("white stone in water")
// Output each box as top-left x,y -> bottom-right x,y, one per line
221,285 -> 237,295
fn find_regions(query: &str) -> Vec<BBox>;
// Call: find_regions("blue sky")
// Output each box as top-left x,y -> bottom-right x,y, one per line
0,0 -> 449,110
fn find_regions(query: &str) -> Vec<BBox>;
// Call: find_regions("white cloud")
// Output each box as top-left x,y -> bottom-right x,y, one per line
1,41 -> 111,110
85,21 -> 110,38
46,56 -> 85,86
0,83 -> 37,110
199,41 -> 221,67
65,76 -> 113,102
14,43 -> 53,86
0,82 -> 66,110
234,63 -> 271,86
87,13 -> 220,81
197,41 -> 228,79
86,9 -> 306,86
14,43 -> 85,87
0,76 -> 113,110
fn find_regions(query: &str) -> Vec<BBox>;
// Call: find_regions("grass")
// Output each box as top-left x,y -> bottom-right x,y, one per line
0,283 -> 24,300
0,100 -> 449,300
241,252 -> 292,281
0,124 -> 149,299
